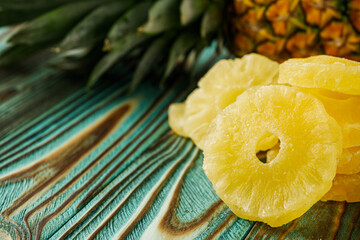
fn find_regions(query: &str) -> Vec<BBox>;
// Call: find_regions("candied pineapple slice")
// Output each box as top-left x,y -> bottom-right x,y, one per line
169,54 -> 279,149
337,146 -> 360,175
322,173 -> 360,203
199,53 -> 280,92
279,55 -> 360,95
181,88 -> 218,148
168,103 -> 188,137
301,88 -> 360,148
203,85 -> 342,227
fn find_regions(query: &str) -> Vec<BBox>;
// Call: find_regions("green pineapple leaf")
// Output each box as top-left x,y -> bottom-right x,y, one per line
142,0 -> 181,34
162,31 -> 198,84
0,0 -> 75,10
8,0 -> 106,45
131,34 -> 174,91
88,31 -> 151,89
180,0 -> 208,26
0,44 -> 46,66
108,1 -> 151,44
59,0 -> 134,53
0,0 -> 226,91
0,9 -> 48,26
201,2 -> 222,40
0,0 -> 81,26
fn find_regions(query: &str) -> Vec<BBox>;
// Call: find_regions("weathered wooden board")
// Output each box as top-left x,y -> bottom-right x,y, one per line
0,32 -> 359,240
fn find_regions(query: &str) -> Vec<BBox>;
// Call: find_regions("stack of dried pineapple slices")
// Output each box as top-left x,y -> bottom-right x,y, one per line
279,56 -> 360,203
168,54 -> 360,227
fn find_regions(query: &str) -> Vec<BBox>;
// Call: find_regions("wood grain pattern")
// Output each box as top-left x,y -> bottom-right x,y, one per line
0,30 -> 360,240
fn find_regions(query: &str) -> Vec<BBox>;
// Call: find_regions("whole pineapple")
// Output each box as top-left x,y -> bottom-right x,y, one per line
0,0 -> 359,88
229,0 -> 360,61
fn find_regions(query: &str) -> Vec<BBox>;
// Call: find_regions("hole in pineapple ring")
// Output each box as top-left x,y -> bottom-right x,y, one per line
255,132 -> 280,164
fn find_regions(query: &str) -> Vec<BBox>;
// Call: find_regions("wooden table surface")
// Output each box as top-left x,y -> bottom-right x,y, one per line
0,30 -> 360,240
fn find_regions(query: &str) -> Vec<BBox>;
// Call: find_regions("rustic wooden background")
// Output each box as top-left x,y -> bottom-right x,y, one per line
0,27 -> 359,240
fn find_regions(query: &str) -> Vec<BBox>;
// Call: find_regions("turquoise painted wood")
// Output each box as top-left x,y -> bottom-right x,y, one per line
0,29 -> 360,240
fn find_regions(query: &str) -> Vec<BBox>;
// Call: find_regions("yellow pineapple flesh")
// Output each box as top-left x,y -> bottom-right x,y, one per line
266,142 -> 281,163
279,55 -> 360,95
169,54 -> 279,149
300,88 -> 360,148
337,146 -> 360,175
181,88 -> 218,148
322,173 -> 360,203
168,103 -> 188,137
203,85 -> 342,227
256,131 -> 279,152
268,141 -> 360,175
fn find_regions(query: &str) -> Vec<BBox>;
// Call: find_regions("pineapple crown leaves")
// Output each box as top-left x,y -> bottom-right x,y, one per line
0,0 -> 226,90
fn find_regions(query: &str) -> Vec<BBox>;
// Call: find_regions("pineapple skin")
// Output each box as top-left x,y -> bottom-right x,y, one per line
228,0 -> 360,61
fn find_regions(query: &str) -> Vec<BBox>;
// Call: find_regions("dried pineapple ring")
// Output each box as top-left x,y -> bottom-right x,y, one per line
279,55 -> 360,95
168,103 -> 188,137
169,54 -> 279,149
199,53 -> 279,93
301,88 -> 360,148
337,146 -> 360,175
182,88 -> 218,148
322,173 -> 360,203
203,85 -> 342,227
